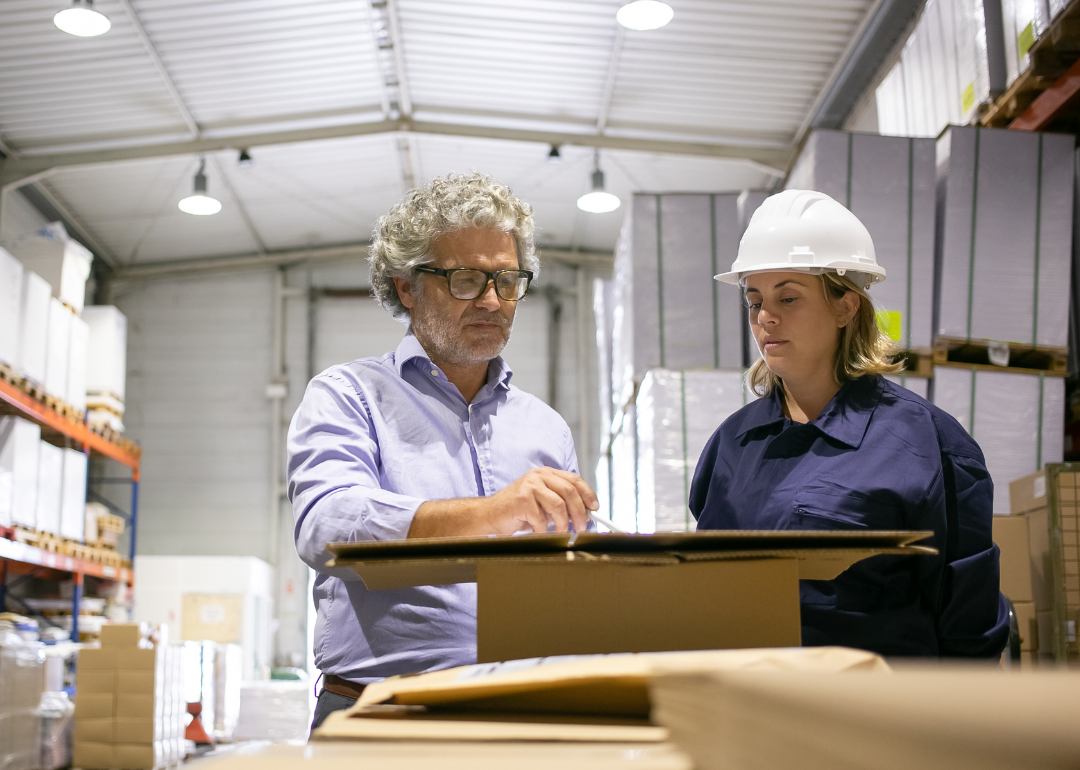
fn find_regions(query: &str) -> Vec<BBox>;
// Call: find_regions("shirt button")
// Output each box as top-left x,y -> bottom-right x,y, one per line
478,459 -> 485,468
430,369 -> 439,377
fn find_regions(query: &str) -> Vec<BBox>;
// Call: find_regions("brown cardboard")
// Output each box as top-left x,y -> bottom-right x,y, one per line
116,695 -> 155,719
120,648 -> 158,670
114,717 -> 155,743
315,713 -> 668,742
73,741 -> 115,770
476,559 -> 801,662
79,648 -> 121,670
182,593 -> 243,643
1027,508 -> 1053,610
1012,601 -> 1037,652
75,693 -> 115,719
1010,470 -> 1048,514
116,670 -> 156,695
115,742 -> 156,769
100,623 -> 144,649
993,516 -> 1034,602
74,718 -> 114,743
75,670 -> 116,695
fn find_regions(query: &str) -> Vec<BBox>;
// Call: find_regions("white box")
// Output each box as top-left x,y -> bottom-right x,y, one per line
60,448 -> 87,542
0,247 -> 23,367
35,440 -> 64,535
82,305 -> 128,402
636,369 -> 753,533
936,126 -> 1074,348
0,417 -> 40,529
787,130 -> 936,351
932,367 -> 1064,513
44,299 -> 71,401
67,314 -> 89,413
16,270 -> 51,384
3,222 -> 91,314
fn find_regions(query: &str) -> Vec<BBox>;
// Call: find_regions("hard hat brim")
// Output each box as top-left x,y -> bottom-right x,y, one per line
714,263 -> 886,286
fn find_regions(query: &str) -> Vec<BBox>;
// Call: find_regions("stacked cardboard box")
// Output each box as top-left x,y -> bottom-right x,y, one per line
933,367 -> 1063,513
73,625 -> 185,770
992,514 -> 1038,663
936,126 -> 1074,348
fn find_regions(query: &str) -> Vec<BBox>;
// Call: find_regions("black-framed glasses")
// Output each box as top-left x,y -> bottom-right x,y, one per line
414,266 -> 534,302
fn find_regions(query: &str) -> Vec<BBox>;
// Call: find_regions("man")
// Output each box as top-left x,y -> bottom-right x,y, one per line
287,172 -> 598,729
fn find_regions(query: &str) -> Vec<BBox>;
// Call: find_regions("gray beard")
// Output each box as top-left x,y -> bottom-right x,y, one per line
410,303 -> 512,368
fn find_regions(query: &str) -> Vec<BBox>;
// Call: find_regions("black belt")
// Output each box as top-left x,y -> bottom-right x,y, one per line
322,673 -> 366,701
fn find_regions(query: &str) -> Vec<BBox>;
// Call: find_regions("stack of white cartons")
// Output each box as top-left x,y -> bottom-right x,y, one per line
61,449 -> 88,542
1001,0 -> 1052,87
16,270 -> 51,387
0,629 -> 44,770
0,248 -> 22,370
0,417 -> 40,529
4,222 -> 92,314
35,441 -> 64,536
611,194 -> 753,414
625,369 -> 752,533
933,368 -> 1063,513
82,306 -> 128,433
876,0 -> 1006,138
936,126 -> 1074,348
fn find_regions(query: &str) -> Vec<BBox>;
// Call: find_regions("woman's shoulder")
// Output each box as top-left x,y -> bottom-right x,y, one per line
875,377 -> 985,462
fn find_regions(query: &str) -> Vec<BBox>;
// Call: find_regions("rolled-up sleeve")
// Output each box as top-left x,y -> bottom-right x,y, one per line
287,373 -> 424,578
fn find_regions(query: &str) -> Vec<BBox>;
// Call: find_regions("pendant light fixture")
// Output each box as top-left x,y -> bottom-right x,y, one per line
53,0 -> 111,37
178,160 -> 222,216
616,1 -> 674,31
576,151 -> 621,214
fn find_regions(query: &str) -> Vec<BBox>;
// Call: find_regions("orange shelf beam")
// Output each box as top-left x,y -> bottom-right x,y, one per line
0,536 -> 133,584
0,378 -> 139,472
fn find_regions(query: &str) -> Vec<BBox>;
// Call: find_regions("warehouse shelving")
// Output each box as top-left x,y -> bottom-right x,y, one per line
0,374 -> 139,641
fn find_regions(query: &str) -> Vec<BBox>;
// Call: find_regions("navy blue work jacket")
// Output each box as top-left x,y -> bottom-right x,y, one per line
690,374 -> 1009,658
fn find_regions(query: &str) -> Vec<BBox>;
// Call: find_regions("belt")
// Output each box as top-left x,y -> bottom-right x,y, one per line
321,674 -> 367,701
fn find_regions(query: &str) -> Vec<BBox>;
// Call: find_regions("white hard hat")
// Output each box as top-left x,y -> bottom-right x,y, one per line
715,189 -> 886,288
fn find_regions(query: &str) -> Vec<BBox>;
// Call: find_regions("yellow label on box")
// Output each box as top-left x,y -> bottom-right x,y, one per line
876,310 -> 902,342
1018,21 -> 1035,59
962,82 -> 976,113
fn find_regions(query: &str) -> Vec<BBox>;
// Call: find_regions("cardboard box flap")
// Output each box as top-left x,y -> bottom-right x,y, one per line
678,546 -> 939,581
353,647 -> 887,717
571,530 -> 933,552
327,533 -> 573,564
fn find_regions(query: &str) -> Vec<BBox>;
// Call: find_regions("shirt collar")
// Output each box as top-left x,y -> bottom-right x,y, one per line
394,331 -> 514,392
737,375 -> 883,449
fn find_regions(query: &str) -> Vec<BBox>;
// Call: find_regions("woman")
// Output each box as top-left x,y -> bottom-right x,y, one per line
690,189 -> 1008,658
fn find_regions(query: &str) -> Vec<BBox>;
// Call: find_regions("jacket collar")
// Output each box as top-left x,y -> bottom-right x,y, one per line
736,375 -> 883,449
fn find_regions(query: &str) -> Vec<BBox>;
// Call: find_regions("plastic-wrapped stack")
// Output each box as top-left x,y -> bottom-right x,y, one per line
936,126 -> 1074,348
233,681 -> 311,742
82,306 -> 128,433
0,417 -> 40,529
1000,0 -> 1052,87
933,367 -> 1064,513
876,0 -> 1006,137
632,369 -> 751,533
72,625 -> 185,770
0,627 -> 44,770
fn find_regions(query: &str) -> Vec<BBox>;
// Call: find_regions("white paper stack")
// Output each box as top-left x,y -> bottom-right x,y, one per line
17,271 -> 51,385
0,248 -> 23,368
233,681 -> 311,742
612,193 -> 757,411
636,369 -> 751,533
0,417 -> 41,529
936,126 -> 1074,348
1001,0 -> 1051,87
82,306 -> 128,432
67,315 -> 89,413
60,449 -> 87,542
933,367 -> 1064,513
3,222 -> 91,314
44,299 -> 71,402
876,0 -> 1006,137
35,441 -> 64,535
787,129 -> 936,351
884,375 -> 930,400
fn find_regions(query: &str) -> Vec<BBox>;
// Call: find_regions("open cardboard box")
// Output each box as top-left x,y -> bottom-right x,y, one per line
328,531 -> 934,662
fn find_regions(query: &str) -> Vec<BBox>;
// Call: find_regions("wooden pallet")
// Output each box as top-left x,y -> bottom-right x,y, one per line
13,527 -> 63,553
933,337 -> 1068,376
891,348 -> 934,379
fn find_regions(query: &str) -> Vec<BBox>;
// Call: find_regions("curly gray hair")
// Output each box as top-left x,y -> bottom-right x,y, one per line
368,172 -> 539,321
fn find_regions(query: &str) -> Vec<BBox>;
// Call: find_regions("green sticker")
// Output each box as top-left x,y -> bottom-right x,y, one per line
962,82 -> 976,114
1018,21 -> 1035,59
876,310 -> 902,342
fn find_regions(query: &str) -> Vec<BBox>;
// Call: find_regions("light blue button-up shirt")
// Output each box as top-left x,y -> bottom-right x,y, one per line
287,332 -> 578,683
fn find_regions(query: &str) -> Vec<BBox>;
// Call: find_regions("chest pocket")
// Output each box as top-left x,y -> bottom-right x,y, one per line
792,483 -> 905,531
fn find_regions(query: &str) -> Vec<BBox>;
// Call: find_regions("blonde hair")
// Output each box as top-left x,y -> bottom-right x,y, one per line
747,271 -> 902,397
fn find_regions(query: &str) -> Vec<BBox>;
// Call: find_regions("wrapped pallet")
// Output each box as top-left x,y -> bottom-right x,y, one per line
67,315 -> 89,414
60,449 -> 87,542
787,130 -> 936,351
611,194 -> 752,411
0,417 -> 41,530
35,441 -> 64,536
933,367 -> 1064,513
936,127 -> 1074,348
0,248 -> 22,368
608,406 -> 638,532
636,369 -> 750,533
82,306 -> 128,433
17,271 -> 51,385
0,629 -> 44,770
44,299 -> 71,401
3,222 -> 91,314
1001,0 -> 1051,87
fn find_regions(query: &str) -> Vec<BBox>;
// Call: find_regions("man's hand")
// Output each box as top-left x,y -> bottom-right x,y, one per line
407,468 -> 599,538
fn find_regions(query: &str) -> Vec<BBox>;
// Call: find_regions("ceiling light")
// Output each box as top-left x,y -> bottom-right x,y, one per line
178,160 -> 222,216
616,0 -> 674,31
238,149 -> 254,168
577,152 -> 621,214
547,145 -> 562,164
54,0 -> 111,37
